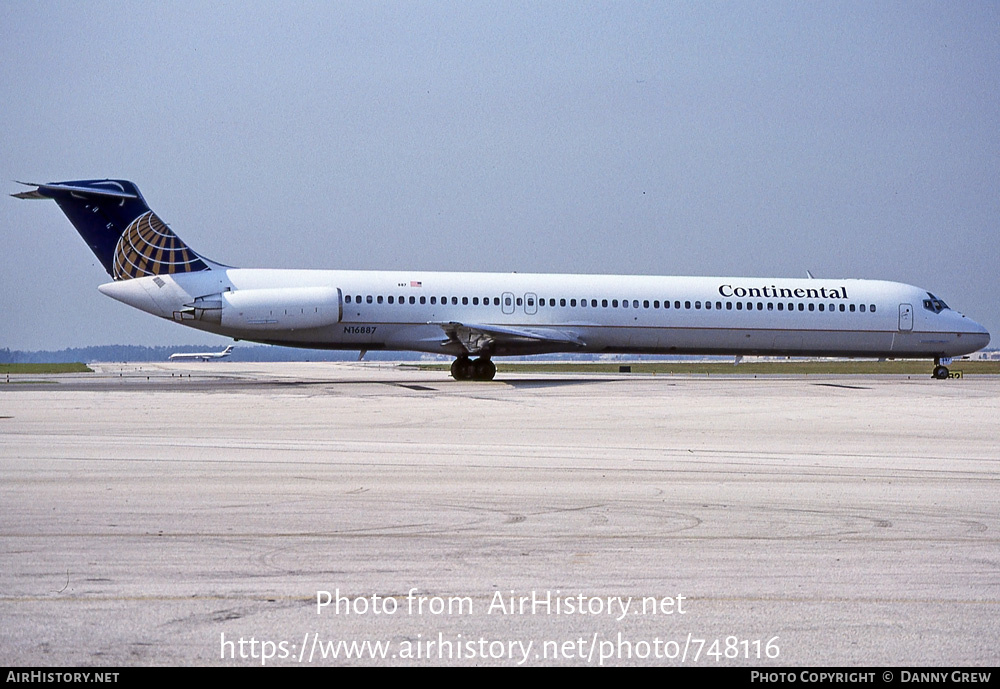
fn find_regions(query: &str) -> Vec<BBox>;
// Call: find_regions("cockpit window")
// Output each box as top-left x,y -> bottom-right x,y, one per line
923,293 -> 948,313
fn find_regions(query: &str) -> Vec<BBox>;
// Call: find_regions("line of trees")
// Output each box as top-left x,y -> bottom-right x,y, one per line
0,346 -> 710,364
0,345 -> 424,364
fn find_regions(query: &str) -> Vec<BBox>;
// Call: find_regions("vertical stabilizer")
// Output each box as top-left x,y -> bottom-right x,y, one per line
13,179 -> 214,280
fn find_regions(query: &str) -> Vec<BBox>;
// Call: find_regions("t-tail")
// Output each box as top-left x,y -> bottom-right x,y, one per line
13,179 -> 217,280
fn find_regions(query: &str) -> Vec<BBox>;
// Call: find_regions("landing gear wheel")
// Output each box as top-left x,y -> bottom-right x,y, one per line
450,356 -> 496,380
450,357 -> 473,380
932,365 -> 949,380
472,358 -> 496,381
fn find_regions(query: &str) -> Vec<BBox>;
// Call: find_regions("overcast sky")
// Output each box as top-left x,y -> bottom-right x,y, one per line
2,1 -> 997,350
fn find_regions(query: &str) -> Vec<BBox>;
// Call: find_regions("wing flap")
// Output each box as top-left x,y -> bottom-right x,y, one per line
431,321 -> 585,356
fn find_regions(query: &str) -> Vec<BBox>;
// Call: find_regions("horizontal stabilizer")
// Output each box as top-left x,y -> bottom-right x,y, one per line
12,181 -> 138,201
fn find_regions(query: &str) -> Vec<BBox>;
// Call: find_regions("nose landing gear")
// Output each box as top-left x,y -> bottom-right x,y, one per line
932,358 -> 950,380
450,356 -> 497,381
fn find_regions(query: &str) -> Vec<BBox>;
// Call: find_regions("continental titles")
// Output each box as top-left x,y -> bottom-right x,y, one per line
719,285 -> 849,300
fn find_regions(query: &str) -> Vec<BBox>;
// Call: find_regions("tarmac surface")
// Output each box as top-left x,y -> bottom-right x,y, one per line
1,362 -> 999,666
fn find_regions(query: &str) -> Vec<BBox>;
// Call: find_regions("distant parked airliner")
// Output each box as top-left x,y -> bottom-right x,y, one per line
169,345 -> 234,362
15,179 -> 989,380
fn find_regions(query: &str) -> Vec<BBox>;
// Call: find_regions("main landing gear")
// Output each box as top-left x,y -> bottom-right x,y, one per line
932,357 -> 950,380
450,356 -> 496,381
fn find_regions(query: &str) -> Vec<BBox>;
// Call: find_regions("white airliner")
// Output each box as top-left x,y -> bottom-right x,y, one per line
168,345 -> 234,361
15,179 -> 990,380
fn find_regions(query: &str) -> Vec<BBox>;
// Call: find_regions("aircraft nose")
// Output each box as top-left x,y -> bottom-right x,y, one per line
963,319 -> 991,352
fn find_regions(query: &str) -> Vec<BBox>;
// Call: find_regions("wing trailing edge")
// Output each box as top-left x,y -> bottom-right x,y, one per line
431,321 -> 585,356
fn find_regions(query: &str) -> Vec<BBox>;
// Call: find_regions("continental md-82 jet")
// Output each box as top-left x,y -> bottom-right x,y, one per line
15,179 -> 990,380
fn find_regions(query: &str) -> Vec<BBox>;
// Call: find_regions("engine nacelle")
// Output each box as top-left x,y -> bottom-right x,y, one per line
184,286 -> 342,331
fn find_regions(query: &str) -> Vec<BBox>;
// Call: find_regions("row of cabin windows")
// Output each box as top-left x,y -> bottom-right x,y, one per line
346,294 -> 500,306
344,293 -> 877,313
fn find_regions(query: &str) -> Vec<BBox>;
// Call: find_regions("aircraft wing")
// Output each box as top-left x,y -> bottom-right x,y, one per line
430,321 -> 585,356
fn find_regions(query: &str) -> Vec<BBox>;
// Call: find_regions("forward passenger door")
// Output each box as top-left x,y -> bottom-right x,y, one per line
898,304 -> 913,331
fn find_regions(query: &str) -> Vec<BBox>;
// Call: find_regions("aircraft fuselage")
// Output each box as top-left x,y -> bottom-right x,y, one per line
99,268 -> 990,360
